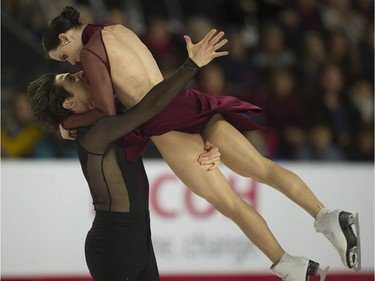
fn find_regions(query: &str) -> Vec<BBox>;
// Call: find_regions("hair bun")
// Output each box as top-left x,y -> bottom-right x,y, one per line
61,6 -> 80,24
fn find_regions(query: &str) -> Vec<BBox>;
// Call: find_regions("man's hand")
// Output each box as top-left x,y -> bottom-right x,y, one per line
198,141 -> 221,171
184,29 -> 229,67
59,124 -> 76,140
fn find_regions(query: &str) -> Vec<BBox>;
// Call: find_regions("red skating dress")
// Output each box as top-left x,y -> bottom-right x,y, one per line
62,24 -> 263,163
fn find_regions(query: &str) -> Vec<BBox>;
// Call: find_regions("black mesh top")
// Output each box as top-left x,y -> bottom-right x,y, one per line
76,135 -> 150,212
74,56 -> 199,211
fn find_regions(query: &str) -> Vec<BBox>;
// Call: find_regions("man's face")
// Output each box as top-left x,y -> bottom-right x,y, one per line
55,71 -> 93,113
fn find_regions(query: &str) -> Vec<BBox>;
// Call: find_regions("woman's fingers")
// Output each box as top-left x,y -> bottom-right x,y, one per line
208,31 -> 225,46
201,29 -> 218,44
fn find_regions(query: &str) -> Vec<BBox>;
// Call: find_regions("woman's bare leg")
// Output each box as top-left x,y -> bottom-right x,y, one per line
202,114 -> 325,218
151,131 -> 284,263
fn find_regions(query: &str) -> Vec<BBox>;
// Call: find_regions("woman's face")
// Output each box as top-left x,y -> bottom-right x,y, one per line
48,32 -> 82,65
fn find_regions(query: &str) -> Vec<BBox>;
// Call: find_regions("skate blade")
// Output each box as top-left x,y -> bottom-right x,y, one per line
351,213 -> 361,272
317,266 -> 329,281
343,212 -> 362,270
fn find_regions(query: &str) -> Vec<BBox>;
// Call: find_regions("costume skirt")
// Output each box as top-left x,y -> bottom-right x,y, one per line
124,89 -> 263,163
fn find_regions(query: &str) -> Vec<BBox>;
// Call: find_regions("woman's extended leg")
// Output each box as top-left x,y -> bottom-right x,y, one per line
202,114 -> 360,271
202,114 -> 325,218
151,131 -> 285,264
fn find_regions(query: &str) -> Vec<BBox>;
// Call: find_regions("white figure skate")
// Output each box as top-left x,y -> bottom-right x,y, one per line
314,208 -> 361,271
271,252 -> 329,281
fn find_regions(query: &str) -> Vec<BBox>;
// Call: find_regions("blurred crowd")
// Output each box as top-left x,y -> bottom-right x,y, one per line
1,0 -> 374,161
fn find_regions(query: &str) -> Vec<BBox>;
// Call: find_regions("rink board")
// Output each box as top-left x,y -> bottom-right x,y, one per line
1,160 -> 374,280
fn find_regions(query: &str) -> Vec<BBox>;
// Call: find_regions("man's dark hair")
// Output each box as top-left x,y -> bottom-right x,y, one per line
42,6 -> 82,53
28,74 -> 73,131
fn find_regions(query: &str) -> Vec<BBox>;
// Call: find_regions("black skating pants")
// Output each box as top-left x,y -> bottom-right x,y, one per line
85,210 -> 159,281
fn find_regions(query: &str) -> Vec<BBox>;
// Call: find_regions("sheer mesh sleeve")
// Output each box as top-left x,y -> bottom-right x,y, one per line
80,48 -> 117,115
61,108 -> 109,129
61,47 -> 117,129
78,59 -> 199,154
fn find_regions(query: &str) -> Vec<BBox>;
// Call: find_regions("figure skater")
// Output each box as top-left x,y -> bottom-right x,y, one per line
28,30 -> 222,281
37,6 -> 361,280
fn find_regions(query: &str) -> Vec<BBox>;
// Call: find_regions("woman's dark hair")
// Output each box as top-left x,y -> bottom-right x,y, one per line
28,74 -> 73,131
42,6 -> 82,53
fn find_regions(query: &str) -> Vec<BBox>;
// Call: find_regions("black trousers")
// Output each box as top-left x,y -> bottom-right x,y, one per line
85,210 -> 159,281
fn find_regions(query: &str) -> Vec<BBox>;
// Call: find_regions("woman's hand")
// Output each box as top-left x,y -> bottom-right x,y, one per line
197,141 -> 221,171
184,29 -> 229,67
59,124 -> 76,140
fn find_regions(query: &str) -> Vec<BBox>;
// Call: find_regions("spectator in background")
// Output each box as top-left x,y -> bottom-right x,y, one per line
197,63 -> 228,97
218,30 -> 260,100
32,131 -> 78,158
263,68 -> 307,159
106,6 -> 129,27
142,17 -> 185,74
278,0 -> 324,53
219,0 -> 259,49
253,22 -> 296,74
349,80 -> 374,127
347,125 -> 374,162
185,15 -> 215,46
1,0 -> 46,34
296,31 -> 327,102
346,80 -> 374,162
296,123 -> 346,161
292,0 -> 324,31
1,0 -> 373,162
320,0 -> 366,45
1,92 -> 43,158
0,90 -> 77,159
325,29 -> 361,82
308,63 -> 361,155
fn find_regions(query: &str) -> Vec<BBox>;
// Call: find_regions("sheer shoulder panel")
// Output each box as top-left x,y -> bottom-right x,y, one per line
62,30 -> 116,129
77,141 -> 130,212
80,47 -> 116,115
76,138 -> 150,212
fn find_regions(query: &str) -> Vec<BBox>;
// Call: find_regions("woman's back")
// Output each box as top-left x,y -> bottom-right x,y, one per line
101,25 -> 164,107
